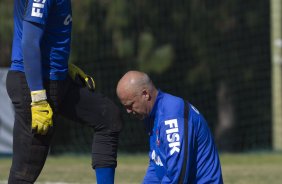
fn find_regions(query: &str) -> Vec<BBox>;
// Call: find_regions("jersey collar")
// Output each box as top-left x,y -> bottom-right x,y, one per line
144,90 -> 164,135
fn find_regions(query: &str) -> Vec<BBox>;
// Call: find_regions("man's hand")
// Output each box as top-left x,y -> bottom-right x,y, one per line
31,90 -> 53,135
68,63 -> 95,91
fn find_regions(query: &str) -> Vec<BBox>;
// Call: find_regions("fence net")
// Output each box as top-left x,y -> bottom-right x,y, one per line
0,0 -> 271,153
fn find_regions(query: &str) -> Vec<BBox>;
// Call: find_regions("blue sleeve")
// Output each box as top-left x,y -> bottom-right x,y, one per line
143,160 -> 161,184
159,118 -> 185,184
188,104 -> 223,183
24,0 -> 51,25
22,20 -> 45,91
194,114 -> 223,184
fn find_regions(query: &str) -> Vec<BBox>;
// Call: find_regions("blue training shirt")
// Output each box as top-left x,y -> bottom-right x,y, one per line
143,91 -> 223,184
11,0 -> 72,80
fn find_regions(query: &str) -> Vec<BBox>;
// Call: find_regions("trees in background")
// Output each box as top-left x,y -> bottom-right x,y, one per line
0,0 -> 271,151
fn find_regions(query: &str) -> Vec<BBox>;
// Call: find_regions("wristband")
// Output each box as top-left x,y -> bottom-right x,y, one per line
31,89 -> 47,103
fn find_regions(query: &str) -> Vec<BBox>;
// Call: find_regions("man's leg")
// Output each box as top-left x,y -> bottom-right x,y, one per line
6,71 -> 53,183
59,76 -> 123,184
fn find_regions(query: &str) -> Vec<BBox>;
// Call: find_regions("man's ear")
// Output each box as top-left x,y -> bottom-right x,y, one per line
142,89 -> 150,100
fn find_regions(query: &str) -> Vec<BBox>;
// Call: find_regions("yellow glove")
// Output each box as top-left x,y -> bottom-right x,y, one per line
68,63 -> 95,91
31,90 -> 53,135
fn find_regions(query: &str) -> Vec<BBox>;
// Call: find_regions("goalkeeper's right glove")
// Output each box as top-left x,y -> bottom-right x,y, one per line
31,90 -> 53,135
68,63 -> 95,91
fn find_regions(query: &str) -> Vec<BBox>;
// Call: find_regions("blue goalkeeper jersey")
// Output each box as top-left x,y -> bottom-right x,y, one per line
11,0 -> 72,80
143,91 -> 223,184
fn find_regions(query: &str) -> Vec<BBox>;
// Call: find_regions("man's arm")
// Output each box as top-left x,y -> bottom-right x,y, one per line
195,114 -> 223,184
159,117 -> 186,184
22,21 -> 44,91
22,20 -> 53,135
143,160 -> 161,184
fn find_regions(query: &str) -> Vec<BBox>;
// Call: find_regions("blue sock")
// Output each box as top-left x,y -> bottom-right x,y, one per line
95,167 -> 115,184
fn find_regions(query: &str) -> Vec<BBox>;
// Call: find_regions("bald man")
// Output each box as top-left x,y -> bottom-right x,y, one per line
116,71 -> 223,184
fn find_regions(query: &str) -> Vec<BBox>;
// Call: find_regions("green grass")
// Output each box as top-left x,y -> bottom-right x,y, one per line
1,152 -> 282,184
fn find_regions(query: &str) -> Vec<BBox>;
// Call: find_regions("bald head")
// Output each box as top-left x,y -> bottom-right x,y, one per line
116,71 -> 158,120
117,71 -> 151,98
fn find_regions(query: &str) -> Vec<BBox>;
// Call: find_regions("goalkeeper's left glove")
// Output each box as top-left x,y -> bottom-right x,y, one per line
68,63 -> 95,91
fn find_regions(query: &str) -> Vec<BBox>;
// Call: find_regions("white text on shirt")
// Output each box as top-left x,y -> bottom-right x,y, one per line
165,119 -> 180,155
32,0 -> 46,18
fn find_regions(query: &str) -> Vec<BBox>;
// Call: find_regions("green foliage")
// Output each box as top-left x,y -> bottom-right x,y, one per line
105,0 -> 129,30
0,0 -> 271,152
137,32 -> 173,73
0,0 -> 13,67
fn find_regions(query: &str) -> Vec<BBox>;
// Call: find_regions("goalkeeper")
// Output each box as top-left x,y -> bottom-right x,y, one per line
6,1 -> 122,184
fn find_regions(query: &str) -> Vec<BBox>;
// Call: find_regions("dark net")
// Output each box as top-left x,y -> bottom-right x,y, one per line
0,0 -> 271,153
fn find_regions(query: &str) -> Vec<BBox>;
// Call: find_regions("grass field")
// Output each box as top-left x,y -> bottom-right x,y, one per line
1,152 -> 282,184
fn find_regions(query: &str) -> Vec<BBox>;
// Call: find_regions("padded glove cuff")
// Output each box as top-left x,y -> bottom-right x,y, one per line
31,89 -> 47,103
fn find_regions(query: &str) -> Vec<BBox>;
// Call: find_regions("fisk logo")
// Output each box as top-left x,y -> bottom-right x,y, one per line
165,119 -> 180,155
31,0 -> 46,18
64,14 -> 72,25
151,150 -> 163,166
